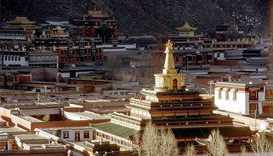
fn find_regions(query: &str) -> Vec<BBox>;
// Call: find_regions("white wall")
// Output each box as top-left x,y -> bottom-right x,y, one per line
2,55 -> 28,66
0,35 -> 26,40
97,44 -> 136,49
21,108 -> 60,116
130,107 -> 151,119
60,129 -> 93,142
103,90 -> 136,98
215,88 -> 249,115
59,72 -> 70,78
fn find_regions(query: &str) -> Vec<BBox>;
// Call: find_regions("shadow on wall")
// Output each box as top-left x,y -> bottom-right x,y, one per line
31,68 -> 57,82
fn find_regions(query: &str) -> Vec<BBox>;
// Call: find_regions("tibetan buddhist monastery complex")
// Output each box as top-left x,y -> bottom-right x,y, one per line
92,40 -> 256,153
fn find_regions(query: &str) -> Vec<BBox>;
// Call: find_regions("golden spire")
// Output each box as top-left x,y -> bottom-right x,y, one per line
154,40 -> 184,91
163,40 -> 177,75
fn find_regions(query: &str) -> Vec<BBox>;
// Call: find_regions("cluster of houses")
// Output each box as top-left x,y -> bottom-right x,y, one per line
0,40 -> 271,156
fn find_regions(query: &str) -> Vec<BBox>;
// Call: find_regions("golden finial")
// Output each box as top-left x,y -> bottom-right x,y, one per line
166,40 -> 173,51
165,40 -> 173,53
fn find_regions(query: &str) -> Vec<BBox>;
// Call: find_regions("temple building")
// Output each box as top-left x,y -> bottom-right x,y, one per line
163,22 -> 257,53
6,17 -> 36,30
203,24 -> 257,52
33,26 -> 70,51
57,41 -> 103,67
92,40 -> 255,153
176,22 -> 197,37
4,17 -> 38,41
165,22 -> 204,50
70,3 -> 118,43
48,26 -> 69,38
0,17 -> 37,50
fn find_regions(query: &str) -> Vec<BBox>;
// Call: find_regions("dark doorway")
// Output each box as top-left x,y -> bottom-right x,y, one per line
173,79 -> 178,90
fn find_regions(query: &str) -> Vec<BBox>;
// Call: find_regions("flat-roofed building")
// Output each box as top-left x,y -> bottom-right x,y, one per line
92,123 -> 137,149
0,50 -> 29,67
214,81 -> 265,116
29,51 -> 57,68
0,29 -> 27,41
38,126 -> 95,143
0,102 -> 109,131
14,133 -> 66,156
0,127 -> 27,151
0,128 -> 66,156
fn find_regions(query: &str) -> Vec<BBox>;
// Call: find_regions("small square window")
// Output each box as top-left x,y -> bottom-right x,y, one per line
84,131 -> 89,139
63,131 -> 69,139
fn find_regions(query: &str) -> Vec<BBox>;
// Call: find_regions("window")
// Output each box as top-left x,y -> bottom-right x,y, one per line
250,90 -> 258,100
173,79 -> 178,90
63,131 -> 69,139
84,131 -> 89,139
75,131 -> 80,141
4,142 -> 8,151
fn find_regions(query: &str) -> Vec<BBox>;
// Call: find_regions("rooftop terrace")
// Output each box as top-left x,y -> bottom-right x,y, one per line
92,123 -> 137,139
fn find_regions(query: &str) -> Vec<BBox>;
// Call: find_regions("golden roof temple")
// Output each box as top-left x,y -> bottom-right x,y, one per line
176,22 -> 197,37
176,22 -> 197,32
7,17 -> 36,30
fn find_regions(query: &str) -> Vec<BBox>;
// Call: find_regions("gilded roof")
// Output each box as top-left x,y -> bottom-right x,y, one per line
7,17 -> 35,25
176,22 -> 197,32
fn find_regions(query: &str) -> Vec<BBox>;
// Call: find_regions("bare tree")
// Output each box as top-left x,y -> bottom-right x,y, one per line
240,145 -> 247,156
185,144 -> 196,156
207,130 -> 228,156
139,123 -> 178,156
133,132 -> 142,156
251,132 -> 273,155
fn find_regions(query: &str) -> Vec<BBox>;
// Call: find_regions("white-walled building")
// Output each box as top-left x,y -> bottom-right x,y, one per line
38,127 -> 95,143
214,82 -> 265,116
0,51 -> 29,67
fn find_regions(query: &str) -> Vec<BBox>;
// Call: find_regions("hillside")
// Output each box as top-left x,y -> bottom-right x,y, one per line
0,0 -> 267,34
